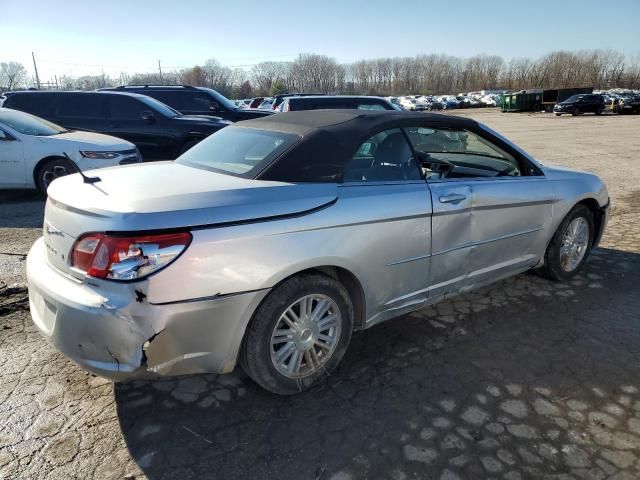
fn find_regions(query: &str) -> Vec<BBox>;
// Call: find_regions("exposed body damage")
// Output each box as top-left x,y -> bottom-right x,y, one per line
27,239 -> 269,378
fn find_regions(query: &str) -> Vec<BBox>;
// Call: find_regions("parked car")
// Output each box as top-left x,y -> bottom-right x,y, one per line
426,99 -> 444,111
0,108 -> 140,192
271,93 -> 325,111
27,110 -> 609,395
258,98 -> 274,110
98,85 -> 272,122
247,97 -> 265,109
281,95 -> 400,112
613,95 -> 640,114
3,91 -> 230,160
554,94 -> 605,116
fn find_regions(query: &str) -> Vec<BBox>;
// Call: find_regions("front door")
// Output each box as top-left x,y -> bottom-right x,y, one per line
0,129 -> 25,187
104,95 -> 171,160
405,125 -> 552,298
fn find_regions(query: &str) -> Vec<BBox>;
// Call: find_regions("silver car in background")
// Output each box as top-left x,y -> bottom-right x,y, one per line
27,110 -> 609,394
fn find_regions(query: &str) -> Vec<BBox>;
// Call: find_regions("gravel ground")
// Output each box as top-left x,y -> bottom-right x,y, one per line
1,110 -> 639,480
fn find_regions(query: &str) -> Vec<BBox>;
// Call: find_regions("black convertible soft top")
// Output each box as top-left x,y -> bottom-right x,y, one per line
236,109 -> 478,137
236,110 -> 482,182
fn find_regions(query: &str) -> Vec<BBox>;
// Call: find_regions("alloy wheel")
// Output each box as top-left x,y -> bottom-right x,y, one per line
559,217 -> 589,272
270,294 -> 341,378
42,165 -> 70,189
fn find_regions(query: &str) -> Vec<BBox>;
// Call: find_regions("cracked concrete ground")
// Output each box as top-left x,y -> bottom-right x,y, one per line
1,110 -> 639,479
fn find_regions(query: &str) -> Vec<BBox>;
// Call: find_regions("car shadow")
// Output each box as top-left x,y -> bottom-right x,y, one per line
0,190 -> 45,229
114,247 -> 640,479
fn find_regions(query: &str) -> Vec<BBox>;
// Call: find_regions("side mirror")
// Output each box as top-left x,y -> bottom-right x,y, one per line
141,110 -> 155,123
0,130 -> 12,141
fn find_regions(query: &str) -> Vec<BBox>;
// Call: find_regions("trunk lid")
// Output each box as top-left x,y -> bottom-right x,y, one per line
43,162 -> 337,277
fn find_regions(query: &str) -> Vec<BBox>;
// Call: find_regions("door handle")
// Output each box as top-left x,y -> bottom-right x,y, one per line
439,194 -> 467,204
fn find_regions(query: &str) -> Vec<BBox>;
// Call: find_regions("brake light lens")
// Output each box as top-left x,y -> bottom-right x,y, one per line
71,232 -> 192,280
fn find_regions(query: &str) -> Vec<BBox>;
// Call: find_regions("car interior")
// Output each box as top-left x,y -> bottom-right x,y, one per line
343,127 -> 521,183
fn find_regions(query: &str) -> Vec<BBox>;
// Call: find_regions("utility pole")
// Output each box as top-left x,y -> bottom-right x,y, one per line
158,60 -> 163,84
32,51 -> 41,89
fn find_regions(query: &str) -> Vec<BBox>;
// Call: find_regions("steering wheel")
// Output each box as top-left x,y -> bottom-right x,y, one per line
495,165 -> 519,177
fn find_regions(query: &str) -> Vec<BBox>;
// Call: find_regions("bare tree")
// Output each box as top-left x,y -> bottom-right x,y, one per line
1,62 -> 28,90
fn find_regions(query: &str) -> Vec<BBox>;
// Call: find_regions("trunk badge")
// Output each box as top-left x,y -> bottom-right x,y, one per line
46,223 -> 64,236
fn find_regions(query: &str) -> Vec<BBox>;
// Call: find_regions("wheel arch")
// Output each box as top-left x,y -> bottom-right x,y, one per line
254,265 -> 367,331
577,197 -> 606,247
32,155 -> 77,189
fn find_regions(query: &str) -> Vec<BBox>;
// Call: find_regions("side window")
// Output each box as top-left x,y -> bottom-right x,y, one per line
57,95 -> 105,118
357,103 -> 388,111
107,96 -> 147,120
404,126 -> 521,180
343,128 -> 421,183
186,92 -> 220,111
148,91 -> 179,109
8,94 -> 57,116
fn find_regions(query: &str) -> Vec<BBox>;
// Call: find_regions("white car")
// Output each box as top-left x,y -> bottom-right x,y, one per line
0,108 -> 140,192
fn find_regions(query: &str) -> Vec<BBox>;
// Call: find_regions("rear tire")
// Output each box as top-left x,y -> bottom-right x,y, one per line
595,107 -> 603,115
240,273 -> 353,395
539,204 -> 594,281
35,157 -> 77,195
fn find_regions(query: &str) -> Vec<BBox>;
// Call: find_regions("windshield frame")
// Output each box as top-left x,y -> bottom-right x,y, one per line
200,87 -> 237,111
564,95 -> 585,103
134,95 -> 183,117
0,108 -> 67,136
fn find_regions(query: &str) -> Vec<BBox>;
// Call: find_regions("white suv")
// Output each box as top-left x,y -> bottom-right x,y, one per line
0,108 -> 140,192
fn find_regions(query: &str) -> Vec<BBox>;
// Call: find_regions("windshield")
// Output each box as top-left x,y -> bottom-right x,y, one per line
137,95 -> 182,117
201,88 -> 237,111
0,108 -> 66,136
177,127 -> 300,178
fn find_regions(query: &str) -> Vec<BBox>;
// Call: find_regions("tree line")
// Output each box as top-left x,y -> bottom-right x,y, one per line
2,49 -> 639,98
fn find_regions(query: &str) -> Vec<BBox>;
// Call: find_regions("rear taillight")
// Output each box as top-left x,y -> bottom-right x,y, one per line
71,232 -> 192,280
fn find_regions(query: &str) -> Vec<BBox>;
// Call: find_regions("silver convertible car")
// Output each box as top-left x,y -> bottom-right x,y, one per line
27,110 -> 609,394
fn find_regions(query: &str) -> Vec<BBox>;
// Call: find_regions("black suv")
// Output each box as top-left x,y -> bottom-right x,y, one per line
554,94 -> 605,116
99,85 -> 273,122
3,91 -> 230,160
281,96 -> 399,112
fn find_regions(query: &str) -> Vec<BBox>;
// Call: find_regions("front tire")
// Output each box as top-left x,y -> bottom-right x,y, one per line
540,204 -> 594,281
240,273 -> 354,395
35,157 -> 77,194
572,108 -> 581,116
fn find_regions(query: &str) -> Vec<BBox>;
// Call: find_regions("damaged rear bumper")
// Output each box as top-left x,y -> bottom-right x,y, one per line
26,237 -> 269,380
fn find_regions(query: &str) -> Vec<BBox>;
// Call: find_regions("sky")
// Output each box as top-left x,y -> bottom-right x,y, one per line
1,0 -> 639,82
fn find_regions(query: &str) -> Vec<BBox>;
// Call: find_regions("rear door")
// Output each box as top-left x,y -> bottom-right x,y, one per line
53,93 -> 107,133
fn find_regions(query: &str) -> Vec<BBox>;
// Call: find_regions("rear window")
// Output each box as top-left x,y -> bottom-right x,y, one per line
176,127 -> 299,178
